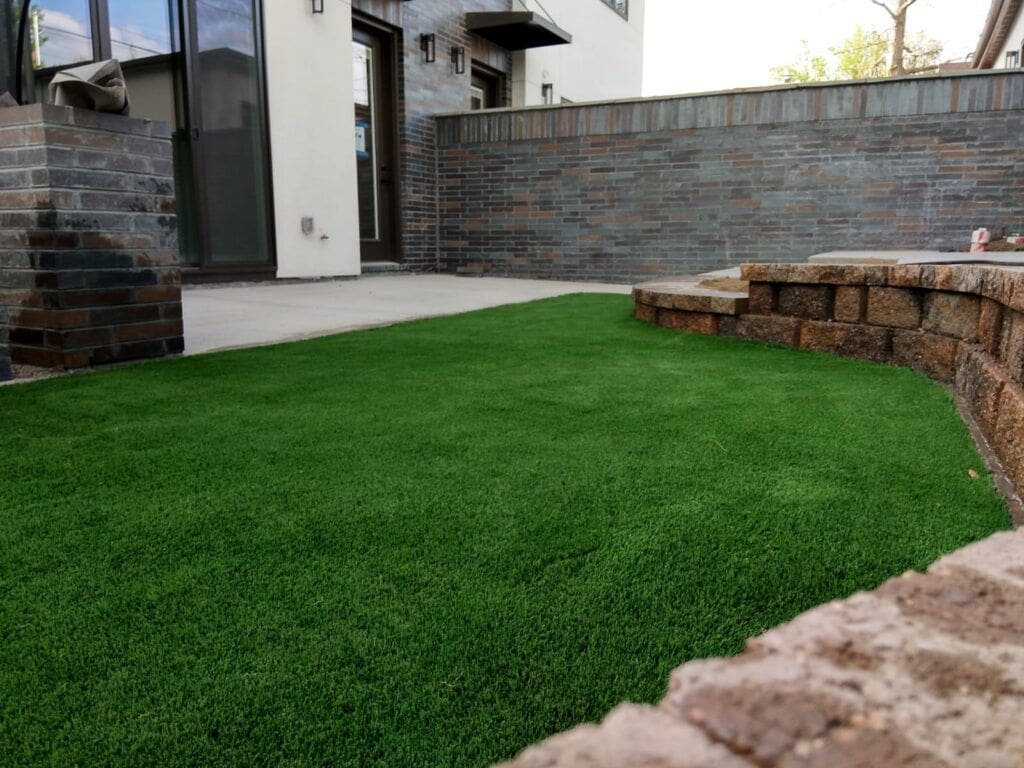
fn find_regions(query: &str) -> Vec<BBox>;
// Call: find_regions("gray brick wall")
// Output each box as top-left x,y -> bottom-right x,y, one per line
0,104 -> 182,370
436,72 -> 1024,283
354,0 -> 512,271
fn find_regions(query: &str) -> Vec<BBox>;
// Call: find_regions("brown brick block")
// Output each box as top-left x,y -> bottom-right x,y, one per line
658,309 -> 719,335
10,307 -> 89,329
11,345 -> 63,368
634,302 -> 657,323
978,298 -> 1004,355
747,282 -> 775,314
114,320 -> 184,343
777,284 -> 833,320
134,286 -> 181,303
994,381 -> 1024,497
922,291 -> 980,341
892,330 -> 960,383
800,320 -> 892,363
998,310 -> 1024,385
833,286 -> 865,323
866,287 -> 921,329
732,314 -> 802,346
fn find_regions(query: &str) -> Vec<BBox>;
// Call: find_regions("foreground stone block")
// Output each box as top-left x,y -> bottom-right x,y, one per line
800,320 -> 891,364
866,287 -> 922,330
777,284 -> 833,320
979,298 -> 1005,355
833,285 -> 865,324
659,309 -> 719,335
747,282 -> 775,315
995,382 -> 1024,495
725,315 -> 802,347
998,310 -> 1024,385
922,291 -> 980,342
0,104 -> 181,370
891,330 -> 960,383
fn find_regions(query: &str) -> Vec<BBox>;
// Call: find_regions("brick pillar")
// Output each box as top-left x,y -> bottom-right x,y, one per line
0,104 -> 182,370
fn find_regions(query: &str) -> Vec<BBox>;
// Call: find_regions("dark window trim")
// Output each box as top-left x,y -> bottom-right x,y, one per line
351,9 -> 404,263
469,59 -> 506,110
598,0 -> 628,19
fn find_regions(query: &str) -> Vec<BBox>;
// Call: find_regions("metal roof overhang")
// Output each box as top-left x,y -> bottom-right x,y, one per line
465,12 -> 572,51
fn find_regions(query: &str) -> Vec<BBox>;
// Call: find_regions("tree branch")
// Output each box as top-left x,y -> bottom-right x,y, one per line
869,0 -> 897,19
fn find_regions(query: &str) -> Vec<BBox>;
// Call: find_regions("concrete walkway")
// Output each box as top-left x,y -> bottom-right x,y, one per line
183,274 -> 631,355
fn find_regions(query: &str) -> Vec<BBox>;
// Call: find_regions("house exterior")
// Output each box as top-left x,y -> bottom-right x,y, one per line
0,0 -> 644,282
972,0 -> 1024,69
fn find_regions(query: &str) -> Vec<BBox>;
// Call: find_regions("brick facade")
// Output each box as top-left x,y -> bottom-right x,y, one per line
437,72 -> 1024,282
0,104 -> 182,370
353,0 -> 513,271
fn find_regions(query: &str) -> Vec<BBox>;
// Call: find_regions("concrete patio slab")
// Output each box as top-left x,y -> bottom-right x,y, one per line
183,274 -> 632,355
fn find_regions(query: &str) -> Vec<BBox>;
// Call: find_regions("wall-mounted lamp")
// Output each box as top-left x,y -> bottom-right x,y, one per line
451,46 -> 466,75
541,83 -> 554,105
420,33 -> 436,63
311,0 -> 324,13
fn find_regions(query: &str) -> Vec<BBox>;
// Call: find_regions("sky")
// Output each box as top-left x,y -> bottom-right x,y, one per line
642,0 -> 994,96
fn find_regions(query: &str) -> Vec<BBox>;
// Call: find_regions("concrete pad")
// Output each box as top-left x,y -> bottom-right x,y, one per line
183,274 -> 631,355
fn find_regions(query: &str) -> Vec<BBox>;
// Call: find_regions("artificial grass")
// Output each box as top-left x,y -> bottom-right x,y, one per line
0,294 -> 1010,767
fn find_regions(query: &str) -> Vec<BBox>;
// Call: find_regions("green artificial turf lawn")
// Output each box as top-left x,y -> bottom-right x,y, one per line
0,294 -> 1010,767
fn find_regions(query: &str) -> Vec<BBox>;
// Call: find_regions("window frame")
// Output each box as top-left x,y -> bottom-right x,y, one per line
469,60 -> 505,111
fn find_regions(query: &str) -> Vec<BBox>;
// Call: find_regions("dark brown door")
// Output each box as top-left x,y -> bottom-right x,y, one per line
353,22 -> 398,263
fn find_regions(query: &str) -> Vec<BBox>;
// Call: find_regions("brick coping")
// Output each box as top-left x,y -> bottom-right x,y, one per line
497,263 -> 1024,766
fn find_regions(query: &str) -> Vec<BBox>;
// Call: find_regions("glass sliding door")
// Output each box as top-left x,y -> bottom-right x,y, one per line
182,0 -> 273,272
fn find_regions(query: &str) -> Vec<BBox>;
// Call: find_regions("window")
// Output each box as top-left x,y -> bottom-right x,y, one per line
1007,50 -> 1021,68
469,63 -> 504,110
107,0 -> 176,62
27,0 -> 178,71
541,82 -> 553,105
599,0 -> 627,18
28,0 -> 94,69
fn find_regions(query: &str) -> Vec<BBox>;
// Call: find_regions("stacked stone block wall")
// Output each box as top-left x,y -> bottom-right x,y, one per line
637,263 -> 1024,508
0,104 -> 182,370
500,263 -> 1024,767
436,71 -> 1024,282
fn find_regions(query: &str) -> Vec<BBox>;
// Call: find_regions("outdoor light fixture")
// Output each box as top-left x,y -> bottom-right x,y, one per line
420,34 -> 436,63
311,0 -> 324,13
451,46 -> 466,75
541,83 -> 554,105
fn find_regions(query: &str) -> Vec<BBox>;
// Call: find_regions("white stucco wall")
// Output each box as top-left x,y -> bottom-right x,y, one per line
511,0 -> 644,106
263,0 -> 361,279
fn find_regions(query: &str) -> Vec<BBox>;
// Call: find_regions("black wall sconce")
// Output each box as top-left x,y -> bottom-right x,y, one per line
311,0 -> 324,13
420,34 -> 436,63
451,46 -> 466,75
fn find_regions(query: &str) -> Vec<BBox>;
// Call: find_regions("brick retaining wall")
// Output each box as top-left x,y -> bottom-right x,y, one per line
0,104 -> 182,370
498,262 -> 1024,766
436,72 -> 1024,282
